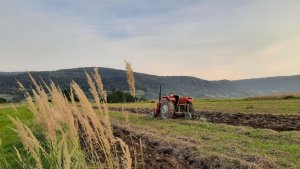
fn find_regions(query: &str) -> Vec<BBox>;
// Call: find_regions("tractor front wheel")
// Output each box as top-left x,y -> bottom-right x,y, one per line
187,103 -> 194,112
187,103 -> 196,119
149,110 -> 155,118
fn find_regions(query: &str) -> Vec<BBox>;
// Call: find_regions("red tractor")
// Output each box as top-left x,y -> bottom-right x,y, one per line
149,86 -> 195,119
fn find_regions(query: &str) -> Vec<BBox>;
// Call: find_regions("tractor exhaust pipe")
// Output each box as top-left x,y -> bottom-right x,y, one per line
159,85 -> 162,101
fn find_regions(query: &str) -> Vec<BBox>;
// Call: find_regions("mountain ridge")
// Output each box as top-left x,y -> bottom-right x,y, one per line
0,67 -> 299,101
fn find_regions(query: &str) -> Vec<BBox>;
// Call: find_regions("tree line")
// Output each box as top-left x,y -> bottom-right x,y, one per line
63,88 -> 146,103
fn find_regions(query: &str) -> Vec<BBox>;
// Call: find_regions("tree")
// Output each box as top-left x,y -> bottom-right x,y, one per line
0,97 -> 7,103
107,88 -> 135,103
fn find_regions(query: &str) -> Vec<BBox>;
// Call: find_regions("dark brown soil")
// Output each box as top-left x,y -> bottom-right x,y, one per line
193,111 -> 300,131
108,107 -> 300,131
113,124 -> 256,169
114,125 -> 189,169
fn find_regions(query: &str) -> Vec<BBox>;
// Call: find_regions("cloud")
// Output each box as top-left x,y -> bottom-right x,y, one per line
0,0 -> 300,80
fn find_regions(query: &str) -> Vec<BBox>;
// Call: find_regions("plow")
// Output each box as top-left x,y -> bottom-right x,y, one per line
149,86 -> 196,119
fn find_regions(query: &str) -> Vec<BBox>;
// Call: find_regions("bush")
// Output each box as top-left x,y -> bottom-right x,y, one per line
107,88 -> 135,103
0,97 -> 6,103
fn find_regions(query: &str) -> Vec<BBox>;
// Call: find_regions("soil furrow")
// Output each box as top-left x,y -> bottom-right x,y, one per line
112,124 -> 265,169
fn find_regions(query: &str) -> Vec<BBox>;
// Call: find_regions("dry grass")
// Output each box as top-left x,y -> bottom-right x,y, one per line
125,60 -> 135,98
123,63 -> 145,169
6,68 -> 132,169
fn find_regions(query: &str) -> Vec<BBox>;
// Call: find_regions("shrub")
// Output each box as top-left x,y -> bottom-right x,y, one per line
107,88 -> 135,103
0,97 -> 6,103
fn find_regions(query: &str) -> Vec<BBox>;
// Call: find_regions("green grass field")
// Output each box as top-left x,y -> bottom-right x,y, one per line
1,99 -> 300,168
194,99 -> 300,114
109,98 -> 300,114
0,106 -> 34,168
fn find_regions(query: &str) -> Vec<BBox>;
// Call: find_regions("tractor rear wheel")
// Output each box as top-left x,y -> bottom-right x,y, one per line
160,99 -> 175,119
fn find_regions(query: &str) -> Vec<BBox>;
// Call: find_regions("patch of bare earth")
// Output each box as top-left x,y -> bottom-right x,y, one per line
112,124 -> 276,169
108,107 -> 300,131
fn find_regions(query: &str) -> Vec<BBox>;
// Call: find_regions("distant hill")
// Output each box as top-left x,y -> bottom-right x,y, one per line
0,67 -> 299,101
235,75 -> 300,95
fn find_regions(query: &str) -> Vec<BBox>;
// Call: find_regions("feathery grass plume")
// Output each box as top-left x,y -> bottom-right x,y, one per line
17,79 -> 38,117
71,81 -> 113,164
10,72 -> 132,169
124,61 -> 142,168
85,69 -> 100,106
28,73 -> 43,95
85,69 -> 104,116
124,60 -> 136,97
84,68 -> 131,168
73,74 -> 131,168
93,67 -> 107,102
86,69 -> 105,121
91,68 -> 112,135
10,73 -> 131,168
16,79 -> 25,91
116,138 -> 132,169
12,76 -> 87,168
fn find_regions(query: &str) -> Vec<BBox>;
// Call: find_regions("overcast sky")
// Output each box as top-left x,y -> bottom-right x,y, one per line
1,0 -> 300,80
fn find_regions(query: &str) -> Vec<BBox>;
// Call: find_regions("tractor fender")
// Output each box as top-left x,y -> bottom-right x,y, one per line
179,97 -> 193,104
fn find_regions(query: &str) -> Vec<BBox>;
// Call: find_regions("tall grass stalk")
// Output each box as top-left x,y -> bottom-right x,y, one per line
124,60 -> 145,169
8,69 -> 131,169
124,60 -> 135,98
139,138 -> 145,169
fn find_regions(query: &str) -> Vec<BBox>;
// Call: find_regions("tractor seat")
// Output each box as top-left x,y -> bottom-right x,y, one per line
174,95 -> 179,105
